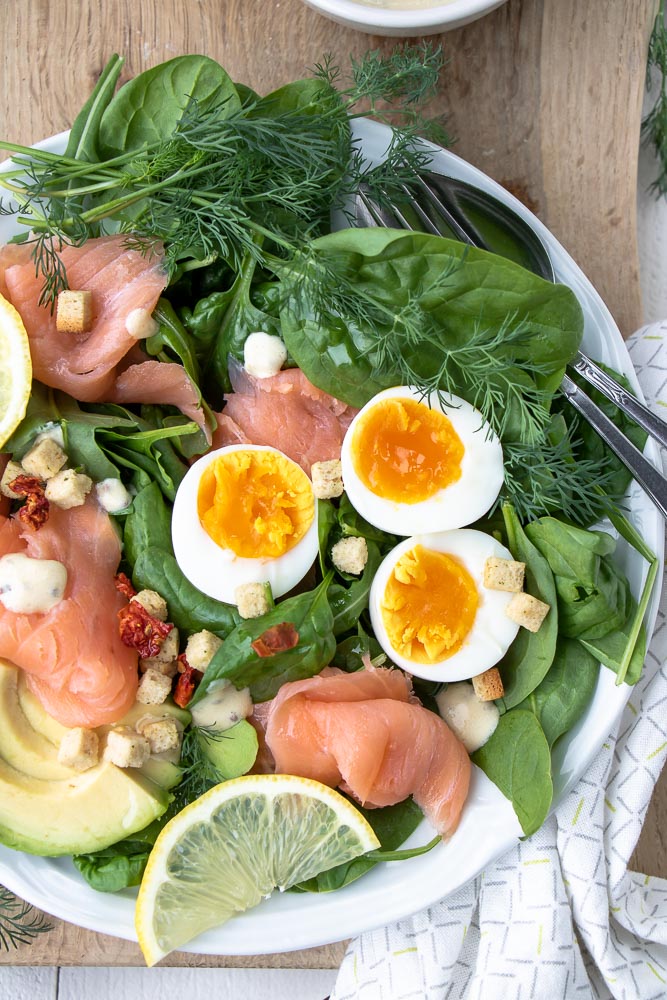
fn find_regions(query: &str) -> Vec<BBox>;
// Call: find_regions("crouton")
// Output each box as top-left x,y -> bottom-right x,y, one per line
104,727 -> 150,768
136,668 -> 173,705
57,727 -> 99,771
311,459 -> 344,499
505,592 -> 550,632
44,469 -> 92,510
56,289 -> 93,335
125,307 -> 159,340
483,556 -> 525,593
331,536 -> 368,576
472,667 -> 505,702
131,589 -> 168,622
185,629 -> 223,672
140,717 -> 181,755
0,460 -> 24,499
139,656 -> 179,678
235,582 -> 270,620
21,438 -> 67,480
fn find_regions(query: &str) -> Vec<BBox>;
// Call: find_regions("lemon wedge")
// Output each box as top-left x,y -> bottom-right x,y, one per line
0,292 -> 31,450
135,773 -> 380,966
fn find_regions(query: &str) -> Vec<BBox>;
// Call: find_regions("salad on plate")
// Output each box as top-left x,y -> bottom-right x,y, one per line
0,48 -> 661,962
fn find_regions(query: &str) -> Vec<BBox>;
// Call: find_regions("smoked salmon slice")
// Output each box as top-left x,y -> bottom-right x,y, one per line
1,236 -> 209,439
214,360 -> 358,474
261,666 -> 471,837
0,497 -> 138,727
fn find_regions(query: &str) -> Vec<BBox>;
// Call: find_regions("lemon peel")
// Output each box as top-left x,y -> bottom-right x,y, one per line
0,293 -> 31,450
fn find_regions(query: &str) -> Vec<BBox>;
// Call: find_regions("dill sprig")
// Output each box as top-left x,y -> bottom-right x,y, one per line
642,0 -> 667,196
170,725 -> 233,812
0,887 -> 52,950
0,45 -> 449,303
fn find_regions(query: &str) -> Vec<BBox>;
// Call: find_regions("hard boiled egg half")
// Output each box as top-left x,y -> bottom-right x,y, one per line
369,530 -> 520,682
340,386 -> 504,535
172,444 -> 318,604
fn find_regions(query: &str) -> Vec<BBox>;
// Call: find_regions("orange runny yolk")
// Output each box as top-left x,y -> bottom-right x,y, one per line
351,396 -> 464,503
197,449 -> 314,559
381,545 -> 478,664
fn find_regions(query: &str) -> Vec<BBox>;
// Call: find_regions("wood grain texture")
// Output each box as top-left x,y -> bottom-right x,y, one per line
0,0 -> 663,969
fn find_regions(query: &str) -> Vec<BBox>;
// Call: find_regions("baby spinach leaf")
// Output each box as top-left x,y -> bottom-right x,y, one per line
192,574 -> 336,703
580,617 -> 647,686
317,499 -> 338,574
472,710 -> 552,836
98,55 -> 241,156
132,548 -> 240,639
333,623 -> 385,672
65,54 -> 124,163
498,504 -> 558,711
124,481 -> 173,565
525,518 -> 630,641
73,817 -> 165,893
336,493 -> 396,547
517,637 -> 599,747
328,540 -> 383,636
293,797 -> 426,893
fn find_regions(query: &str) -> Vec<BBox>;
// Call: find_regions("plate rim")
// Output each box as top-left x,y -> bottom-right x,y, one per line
0,121 -> 662,955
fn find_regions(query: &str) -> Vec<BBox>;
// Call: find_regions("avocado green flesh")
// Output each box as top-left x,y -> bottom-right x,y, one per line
0,659 -> 171,856
197,719 -> 259,780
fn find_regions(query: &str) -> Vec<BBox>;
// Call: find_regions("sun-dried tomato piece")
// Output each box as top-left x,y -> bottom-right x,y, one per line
176,652 -> 190,674
251,622 -> 299,658
117,601 -> 172,658
10,475 -> 50,530
173,664 -> 203,708
114,572 -> 137,600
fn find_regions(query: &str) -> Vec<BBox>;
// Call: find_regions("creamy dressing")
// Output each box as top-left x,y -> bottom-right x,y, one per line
95,477 -> 133,513
243,331 -> 288,378
125,307 -> 159,340
190,679 -> 253,732
0,553 -> 68,614
435,681 -> 499,753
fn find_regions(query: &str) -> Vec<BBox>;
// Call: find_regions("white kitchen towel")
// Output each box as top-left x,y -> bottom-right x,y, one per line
331,321 -> 667,1000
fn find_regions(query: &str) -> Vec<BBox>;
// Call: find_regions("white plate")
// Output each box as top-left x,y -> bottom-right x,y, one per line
300,0 -> 507,37
0,120 -> 662,955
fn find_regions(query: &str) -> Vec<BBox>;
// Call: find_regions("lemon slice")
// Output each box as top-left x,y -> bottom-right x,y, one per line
135,773 -> 380,966
0,292 -> 31,450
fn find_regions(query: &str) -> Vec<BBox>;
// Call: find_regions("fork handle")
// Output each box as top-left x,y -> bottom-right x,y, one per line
570,352 -> 667,450
561,374 -> 667,520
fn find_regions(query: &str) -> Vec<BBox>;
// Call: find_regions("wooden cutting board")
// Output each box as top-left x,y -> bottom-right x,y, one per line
0,0 -> 660,969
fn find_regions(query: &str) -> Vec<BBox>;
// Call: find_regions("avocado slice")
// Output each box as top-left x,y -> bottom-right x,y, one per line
16,669 -> 70,746
0,753 -> 170,856
0,662 -> 76,780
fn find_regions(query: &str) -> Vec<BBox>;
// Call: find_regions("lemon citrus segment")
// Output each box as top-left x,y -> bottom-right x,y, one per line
134,773 -> 380,966
0,292 -> 31,450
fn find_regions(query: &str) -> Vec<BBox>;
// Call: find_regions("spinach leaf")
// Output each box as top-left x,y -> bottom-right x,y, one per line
472,710 -> 552,836
73,817 -> 165,893
293,797 -> 426,893
336,493 -> 395,547
333,623 -> 384,671
498,504 -> 558,711
132,549 -> 240,639
98,55 -> 241,156
280,229 -> 583,427
517,637 -> 599,747
124,482 -> 173,564
192,574 -> 336,704
65,54 -> 124,162
328,540 -> 383,636
317,499 -> 338,574
580,618 -> 647,686
209,249 -> 282,393
145,299 -> 203,404
525,517 -> 629,641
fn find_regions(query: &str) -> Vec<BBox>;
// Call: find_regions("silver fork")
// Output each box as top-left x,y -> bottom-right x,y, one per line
354,176 -> 667,519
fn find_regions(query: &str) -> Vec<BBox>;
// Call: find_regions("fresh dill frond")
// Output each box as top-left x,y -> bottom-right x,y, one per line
500,428 -> 621,526
171,725 -> 233,812
0,887 -> 52,950
642,0 -> 667,196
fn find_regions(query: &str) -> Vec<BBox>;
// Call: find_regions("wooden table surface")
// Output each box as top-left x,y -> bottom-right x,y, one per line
1,0 -> 663,969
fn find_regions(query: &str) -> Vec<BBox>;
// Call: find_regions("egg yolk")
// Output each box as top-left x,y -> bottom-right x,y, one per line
381,544 -> 478,664
197,450 -> 314,559
351,397 -> 464,503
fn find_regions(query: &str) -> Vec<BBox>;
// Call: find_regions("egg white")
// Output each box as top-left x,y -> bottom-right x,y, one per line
340,386 -> 504,535
171,444 -> 319,604
369,530 -> 521,683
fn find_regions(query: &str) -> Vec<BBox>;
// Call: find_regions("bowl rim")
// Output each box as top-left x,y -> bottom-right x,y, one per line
303,0 -> 505,29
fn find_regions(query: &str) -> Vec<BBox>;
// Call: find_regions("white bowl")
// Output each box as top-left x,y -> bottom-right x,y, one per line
301,0 -> 507,36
